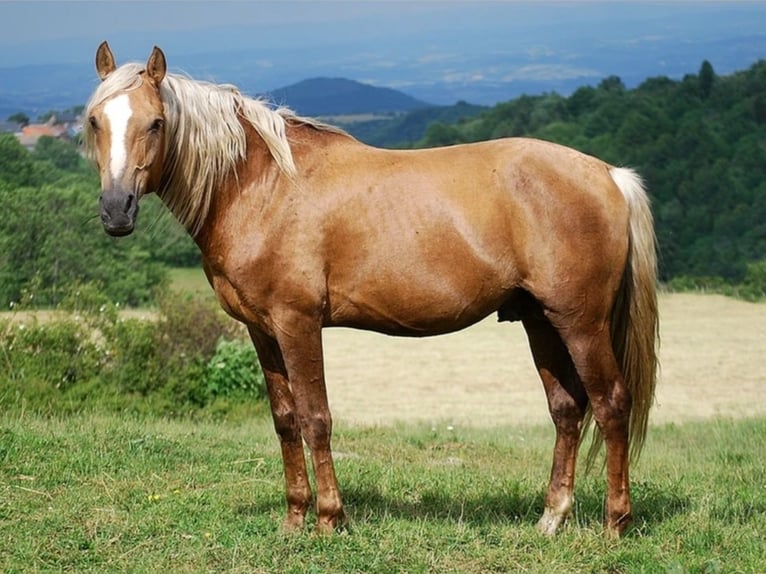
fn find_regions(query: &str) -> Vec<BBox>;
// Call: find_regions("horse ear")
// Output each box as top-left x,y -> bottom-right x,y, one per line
95,41 -> 117,81
146,46 -> 167,85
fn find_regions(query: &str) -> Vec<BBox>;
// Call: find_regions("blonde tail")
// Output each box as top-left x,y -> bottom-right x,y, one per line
584,167 -> 660,468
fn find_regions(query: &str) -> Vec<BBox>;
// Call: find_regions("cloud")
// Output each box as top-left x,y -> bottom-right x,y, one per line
440,71 -> 486,84
416,52 -> 463,65
525,46 -> 556,59
501,64 -> 601,82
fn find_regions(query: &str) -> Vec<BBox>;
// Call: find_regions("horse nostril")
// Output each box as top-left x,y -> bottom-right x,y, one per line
100,191 -> 137,218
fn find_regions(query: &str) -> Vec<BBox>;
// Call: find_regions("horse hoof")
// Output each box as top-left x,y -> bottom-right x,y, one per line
280,514 -> 306,534
605,513 -> 633,538
314,512 -> 349,535
536,508 -> 567,536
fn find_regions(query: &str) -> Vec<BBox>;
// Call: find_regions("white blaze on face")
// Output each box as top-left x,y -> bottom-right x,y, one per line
103,94 -> 133,182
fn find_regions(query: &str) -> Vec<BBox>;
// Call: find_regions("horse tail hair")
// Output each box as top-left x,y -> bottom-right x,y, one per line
583,167 -> 660,469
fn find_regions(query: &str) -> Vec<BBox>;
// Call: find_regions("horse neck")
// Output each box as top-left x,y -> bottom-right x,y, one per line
182,118 -> 289,249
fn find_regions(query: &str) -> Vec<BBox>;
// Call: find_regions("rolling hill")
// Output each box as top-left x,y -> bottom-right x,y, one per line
263,77 -> 430,116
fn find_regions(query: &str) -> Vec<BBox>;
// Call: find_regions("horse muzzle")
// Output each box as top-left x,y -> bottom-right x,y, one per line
100,190 -> 138,236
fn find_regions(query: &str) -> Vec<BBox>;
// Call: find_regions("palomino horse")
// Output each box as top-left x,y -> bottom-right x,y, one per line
85,42 -> 659,537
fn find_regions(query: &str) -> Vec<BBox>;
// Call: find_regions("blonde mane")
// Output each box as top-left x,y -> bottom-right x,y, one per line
84,63 -> 345,235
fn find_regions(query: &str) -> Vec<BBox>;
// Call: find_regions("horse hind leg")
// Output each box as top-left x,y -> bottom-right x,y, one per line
557,320 -> 633,537
521,310 -> 588,536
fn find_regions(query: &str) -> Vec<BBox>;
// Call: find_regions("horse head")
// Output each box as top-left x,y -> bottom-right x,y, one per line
87,41 -> 167,236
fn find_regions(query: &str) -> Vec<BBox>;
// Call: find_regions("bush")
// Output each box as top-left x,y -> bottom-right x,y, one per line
0,285 -> 266,417
154,292 -> 244,363
740,260 -> 766,301
667,265 -> 766,302
1,317 -> 102,391
206,338 -> 265,399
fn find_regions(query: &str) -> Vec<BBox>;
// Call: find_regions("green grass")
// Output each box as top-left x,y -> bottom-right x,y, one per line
1,414 -> 764,573
168,267 -> 211,297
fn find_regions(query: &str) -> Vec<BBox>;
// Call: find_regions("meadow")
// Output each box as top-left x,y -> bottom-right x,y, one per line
1,414 -> 763,573
1,277 -> 765,573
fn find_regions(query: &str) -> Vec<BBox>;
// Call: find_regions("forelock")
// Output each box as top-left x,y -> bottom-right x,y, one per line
83,63 -> 146,158
86,63 -> 146,111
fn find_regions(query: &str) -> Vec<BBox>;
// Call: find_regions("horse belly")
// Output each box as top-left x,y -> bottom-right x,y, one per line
330,287 -> 506,337
327,243 -> 518,337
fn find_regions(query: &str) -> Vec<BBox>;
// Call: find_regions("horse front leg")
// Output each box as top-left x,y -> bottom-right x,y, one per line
268,314 -> 346,534
249,328 -> 312,532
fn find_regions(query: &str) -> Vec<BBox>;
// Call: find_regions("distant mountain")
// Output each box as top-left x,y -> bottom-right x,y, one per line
263,78 -> 430,116
340,100 -> 488,148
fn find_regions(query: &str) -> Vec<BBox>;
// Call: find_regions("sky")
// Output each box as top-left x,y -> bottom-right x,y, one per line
1,1 -> 765,108
4,1 -> 528,65
4,1 -> 763,66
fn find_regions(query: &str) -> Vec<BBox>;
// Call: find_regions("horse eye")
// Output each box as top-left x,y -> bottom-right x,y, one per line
88,116 -> 99,130
149,118 -> 164,133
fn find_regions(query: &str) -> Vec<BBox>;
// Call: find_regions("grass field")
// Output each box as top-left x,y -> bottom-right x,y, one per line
169,267 -> 212,297
3,275 -> 765,572
1,413 -> 764,573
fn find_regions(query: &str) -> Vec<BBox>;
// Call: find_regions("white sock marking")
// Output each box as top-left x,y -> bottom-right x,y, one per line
103,94 -> 133,182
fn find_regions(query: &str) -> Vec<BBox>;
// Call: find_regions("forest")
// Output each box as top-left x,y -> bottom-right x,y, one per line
0,134 -> 191,307
410,60 -> 766,288
1,59 -> 765,308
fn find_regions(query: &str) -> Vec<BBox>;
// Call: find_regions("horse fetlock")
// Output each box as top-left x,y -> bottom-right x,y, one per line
536,504 -> 571,536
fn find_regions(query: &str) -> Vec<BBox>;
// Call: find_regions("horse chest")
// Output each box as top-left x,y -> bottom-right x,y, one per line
203,256 -> 274,331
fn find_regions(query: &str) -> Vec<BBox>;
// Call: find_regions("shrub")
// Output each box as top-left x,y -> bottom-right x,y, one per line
0,284 -> 266,416
667,264 -> 766,302
1,317 -> 102,391
206,338 -> 265,399
154,292 -> 244,363
740,259 -> 766,301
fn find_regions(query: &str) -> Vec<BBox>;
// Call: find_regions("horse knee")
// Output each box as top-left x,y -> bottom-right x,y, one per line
610,382 -> 632,419
546,383 -> 587,433
299,411 -> 333,449
591,381 -> 632,438
272,405 -> 302,443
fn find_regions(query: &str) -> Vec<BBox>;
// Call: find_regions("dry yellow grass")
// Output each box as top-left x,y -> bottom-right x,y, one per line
322,293 -> 766,427
4,291 -> 763,427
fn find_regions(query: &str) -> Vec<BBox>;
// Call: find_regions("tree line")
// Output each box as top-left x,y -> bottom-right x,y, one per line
1,59 -> 764,307
412,60 -> 766,286
0,134 -> 197,307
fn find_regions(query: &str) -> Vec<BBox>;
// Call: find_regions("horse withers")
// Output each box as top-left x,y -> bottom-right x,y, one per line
84,42 -> 659,537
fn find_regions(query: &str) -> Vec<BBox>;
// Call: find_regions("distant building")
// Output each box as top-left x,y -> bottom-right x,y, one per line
15,115 -> 72,150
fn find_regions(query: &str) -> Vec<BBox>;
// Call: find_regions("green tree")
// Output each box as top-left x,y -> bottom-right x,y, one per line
37,110 -> 57,123
33,136 -> 83,172
7,112 -> 29,127
699,60 -> 715,99
0,133 -> 37,187
421,123 -> 465,148
0,182 -> 168,307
